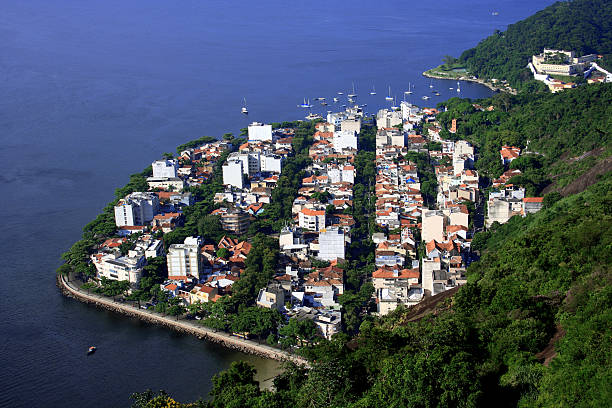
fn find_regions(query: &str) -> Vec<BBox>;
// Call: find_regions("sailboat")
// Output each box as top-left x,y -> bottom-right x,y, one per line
404,82 -> 413,94
241,98 -> 248,114
390,96 -> 399,111
298,98 -> 312,108
385,86 -> 394,101
370,85 -> 376,95
348,82 -> 357,98
429,80 -> 434,88
457,81 -> 461,93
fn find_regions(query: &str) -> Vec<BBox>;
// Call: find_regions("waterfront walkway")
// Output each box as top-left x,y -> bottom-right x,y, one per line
58,275 -> 309,366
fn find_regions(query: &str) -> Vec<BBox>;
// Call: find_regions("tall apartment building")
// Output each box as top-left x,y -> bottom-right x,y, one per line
220,209 -> 250,235
114,192 -> 160,227
167,236 -> 202,280
222,160 -> 244,189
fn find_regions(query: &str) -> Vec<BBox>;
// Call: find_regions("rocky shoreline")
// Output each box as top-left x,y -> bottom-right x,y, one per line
57,274 -> 309,367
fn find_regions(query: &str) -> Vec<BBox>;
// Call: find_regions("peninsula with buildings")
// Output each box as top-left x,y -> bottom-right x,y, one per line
58,82 -> 611,406
59,96 -> 550,346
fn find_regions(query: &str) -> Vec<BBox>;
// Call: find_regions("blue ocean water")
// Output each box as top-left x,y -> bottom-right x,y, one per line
0,1 -> 555,406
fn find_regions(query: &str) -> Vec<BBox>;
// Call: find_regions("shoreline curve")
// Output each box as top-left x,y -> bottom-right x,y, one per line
57,274 -> 309,367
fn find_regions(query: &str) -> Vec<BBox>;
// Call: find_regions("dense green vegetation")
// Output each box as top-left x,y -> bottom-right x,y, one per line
457,0 -> 612,89
437,83 -> 612,194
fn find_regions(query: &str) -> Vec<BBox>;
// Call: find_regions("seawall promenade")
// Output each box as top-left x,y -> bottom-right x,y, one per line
57,274 -> 309,367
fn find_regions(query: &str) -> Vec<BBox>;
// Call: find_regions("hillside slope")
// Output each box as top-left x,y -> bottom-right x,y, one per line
436,83 -> 612,194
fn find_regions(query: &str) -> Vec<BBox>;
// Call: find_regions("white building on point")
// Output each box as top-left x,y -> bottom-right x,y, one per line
114,192 -> 160,227
248,122 -> 273,142
92,249 -> 146,286
152,159 -> 179,178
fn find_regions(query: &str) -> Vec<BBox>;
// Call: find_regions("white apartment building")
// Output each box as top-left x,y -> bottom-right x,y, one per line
114,192 -> 160,227
376,109 -> 403,129
454,140 -> 474,156
92,249 -> 146,286
401,101 -> 422,121
298,208 -> 326,231
327,164 -> 355,184
222,160 -> 244,189
261,154 -> 283,173
248,122 -> 273,142
152,159 -> 178,178
332,130 -> 357,152
318,228 -> 345,261
167,236 -> 202,279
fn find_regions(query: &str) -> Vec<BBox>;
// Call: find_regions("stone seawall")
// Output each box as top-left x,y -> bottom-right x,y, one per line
57,275 -> 309,367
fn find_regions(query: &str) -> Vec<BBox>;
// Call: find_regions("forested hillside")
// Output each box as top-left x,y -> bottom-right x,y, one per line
436,83 -> 612,195
458,0 -> 612,89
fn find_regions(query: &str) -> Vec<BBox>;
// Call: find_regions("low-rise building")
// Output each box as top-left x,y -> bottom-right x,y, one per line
318,227 -> 345,261
298,208 -> 326,231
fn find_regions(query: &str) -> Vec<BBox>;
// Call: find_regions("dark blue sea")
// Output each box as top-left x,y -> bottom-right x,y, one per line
0,1 -> 555,406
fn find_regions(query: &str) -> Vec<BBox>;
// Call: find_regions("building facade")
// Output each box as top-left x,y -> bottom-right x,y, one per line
167,236 -> 202,279
114,192 -> 160,227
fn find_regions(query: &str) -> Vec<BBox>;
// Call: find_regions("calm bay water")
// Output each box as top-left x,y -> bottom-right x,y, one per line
0,1 -> 555,406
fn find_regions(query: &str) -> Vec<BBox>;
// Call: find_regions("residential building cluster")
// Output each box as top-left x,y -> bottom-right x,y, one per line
253,106 -> 366,339
215,123 -> 295,227
372,102 -> 429,314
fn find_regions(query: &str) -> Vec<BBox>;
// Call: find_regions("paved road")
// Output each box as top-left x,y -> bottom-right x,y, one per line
59,275 -> 309,366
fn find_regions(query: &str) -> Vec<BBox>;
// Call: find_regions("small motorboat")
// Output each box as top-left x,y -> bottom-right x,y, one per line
87,346 -> 97,355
